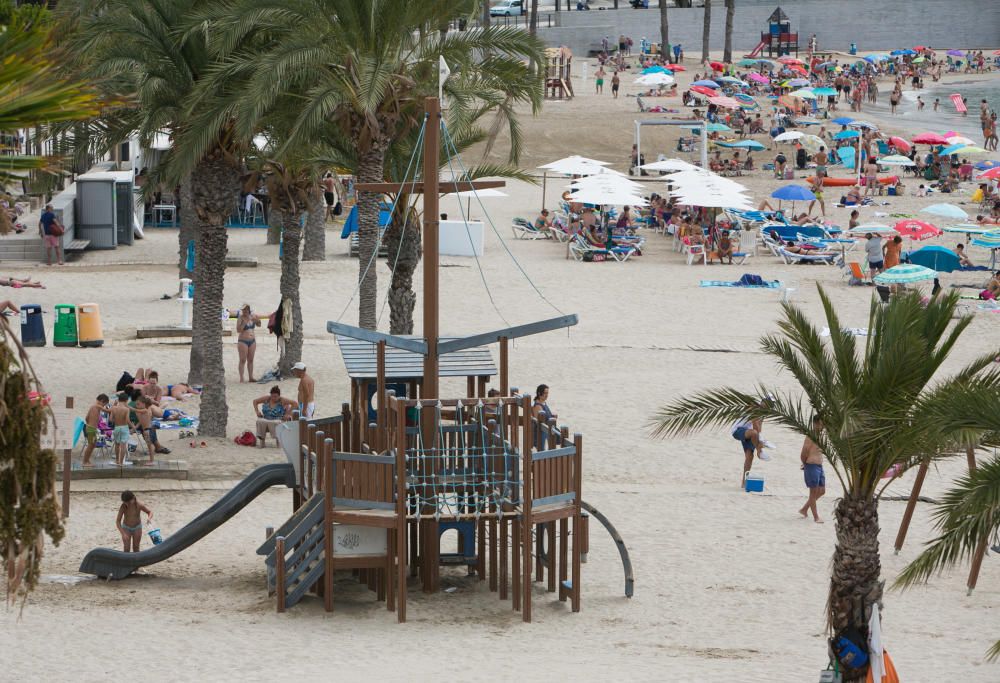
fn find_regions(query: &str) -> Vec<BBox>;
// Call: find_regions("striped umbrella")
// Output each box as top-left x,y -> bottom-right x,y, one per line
972,231 -> 1000,268
873,264 -> 937,285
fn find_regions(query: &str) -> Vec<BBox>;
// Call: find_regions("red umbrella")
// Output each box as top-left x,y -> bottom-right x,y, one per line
912,132 -> 948,145
888,136 -> 912,152
663,64 -> 686,71
709,61 -> 725,72
690,85 -> 717,97
894,219 -> 941,241
913,45 -> 926,51
787,65 -> 808,76
778,56 -> 804,64
978,167 -> 1000,180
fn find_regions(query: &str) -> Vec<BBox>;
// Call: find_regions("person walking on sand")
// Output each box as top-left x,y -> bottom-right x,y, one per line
116,490 -> 152,552
611,71 -> 620,99
595,66 -> 605,94
798,416 -> 826,523
292,361 -> 315,418
39,204 -> 63,266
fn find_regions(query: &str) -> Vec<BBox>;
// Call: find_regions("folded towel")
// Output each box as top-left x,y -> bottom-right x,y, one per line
700,280 -> 782,289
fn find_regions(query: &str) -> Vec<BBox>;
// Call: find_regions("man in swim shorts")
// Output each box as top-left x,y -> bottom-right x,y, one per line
293,361 -> 316,418
110,394 -> 132,466
798,415 -> 826,523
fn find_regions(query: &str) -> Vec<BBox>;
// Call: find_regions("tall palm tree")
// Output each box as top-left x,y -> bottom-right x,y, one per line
658,0 -> 669,64
60,0 -> 245,437
701,0 -> 711,64
212,0 -> 543,330
529,0 -> 538,35
722,0 -> 735,63
302,186 -> 326,261
650,288 -> 1000,682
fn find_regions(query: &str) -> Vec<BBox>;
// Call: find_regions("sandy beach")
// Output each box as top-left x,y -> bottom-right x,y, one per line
2,51 -> 999,681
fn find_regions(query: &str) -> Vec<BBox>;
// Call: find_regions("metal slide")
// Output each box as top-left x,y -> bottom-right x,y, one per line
79,463 -> 296,580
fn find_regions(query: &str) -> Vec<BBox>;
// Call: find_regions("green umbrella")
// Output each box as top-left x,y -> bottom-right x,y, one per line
873,264 -> 937,285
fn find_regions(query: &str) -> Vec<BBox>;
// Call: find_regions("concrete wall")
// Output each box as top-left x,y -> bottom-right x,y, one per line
540,0 -> 1000,56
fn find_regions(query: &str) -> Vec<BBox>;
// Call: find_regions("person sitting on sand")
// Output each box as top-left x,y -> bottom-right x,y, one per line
982,271 -> 1000,300
798,415 -> 826,523
140,370 -> 164,404
956,243 -> 974,268
843,185 -> 862,205
117,490 -> 152,553
253,386 -> 296,447
848,209 -> 860,230
82,393 -> 110,468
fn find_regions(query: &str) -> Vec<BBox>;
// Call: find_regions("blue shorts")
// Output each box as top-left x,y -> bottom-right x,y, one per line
869,260 -> 884,271
804,463 -> 826,488
733,427 -> 754,453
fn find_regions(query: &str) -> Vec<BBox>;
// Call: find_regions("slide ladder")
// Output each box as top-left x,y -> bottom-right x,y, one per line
258,493 -> 326,609
746,39 -> 767,58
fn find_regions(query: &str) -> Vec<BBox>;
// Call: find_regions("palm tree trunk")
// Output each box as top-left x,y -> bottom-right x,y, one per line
188,149 -> 240,438
658,0 -> 669,62
482,0 -> 491,28
302,187 -> 326,261
701,0 -> 711,65
278,210 -> 304,376
723,0 -> 734,64
178,174 -> 196,279
266,203 -> 283,245
356,146 -> 385,330
384,203 -> 422,335
529,0 -> 538,35
830,494 -> 883,682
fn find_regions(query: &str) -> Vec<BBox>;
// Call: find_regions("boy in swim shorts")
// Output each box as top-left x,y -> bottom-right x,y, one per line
82,393 -> 110,468
117,490 -> 152,552
110,393 -> 132,466
798,416 -> 826,523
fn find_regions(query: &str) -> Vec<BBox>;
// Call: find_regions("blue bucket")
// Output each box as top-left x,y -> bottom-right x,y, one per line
148,528 -> 163,545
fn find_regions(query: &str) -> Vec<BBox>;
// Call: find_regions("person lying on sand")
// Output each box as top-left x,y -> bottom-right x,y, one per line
1,276 -> 44,289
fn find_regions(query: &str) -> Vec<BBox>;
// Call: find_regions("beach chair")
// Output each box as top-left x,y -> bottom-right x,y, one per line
548,224 -> 572,242
777,246 -> 839,265
569,235 -> 636,262
511,217 -> 548,240
681,237 -> 706,265
845,261 -> 872,285
739,227 -> 759,256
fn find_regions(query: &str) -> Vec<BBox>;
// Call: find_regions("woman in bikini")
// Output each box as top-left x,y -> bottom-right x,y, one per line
236,304 -> 261,383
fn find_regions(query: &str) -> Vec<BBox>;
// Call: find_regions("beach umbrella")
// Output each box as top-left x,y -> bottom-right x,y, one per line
912,56 -> 926,64
737,58 -> 758,67
690,85 -> 718,97
778,56 -> 804,64
717,76 -> 748,86
798,134 -> 826,153
874,263 -> 937,285
787,65 -> 808,76
849,121 -> 879,130
938,143 -> 978,156
942,223 -> 998,241
978,167 -> 1000,180
733,93 -> 759,109
640,66 -> 668,74
635,72 -> 675,86
789,89 -> 818,99
568,178 -> 648,206
890,49 -> 916,56
707,95 -> 741,109
747,72 -> 770,84
692,79 -> 720,88
667,170 -> 747,191
913,46 -> 926,51
640,158 -> 700,173
812,87 -> 837,96
912,132 -> 949,145
663,63 -> 686,71
970,231 -> 1000,267
921,204 -> 969,221
773,131 -> 804,142
888,136 -> 912,152
539,155 -> 611,176
683,122 -> 732,133
907,245 -> 961,272
771,184 -> 816,201
894,219 -> 941,241
994,50 -> 1000,56
974,160 -> 1000,170
785,78 -> 811,87
847,223 -> 897,237
946,49 -> 964,57
877,155 -> 916,166
832,116 -> 855,125
731,140 -> 765,151
709,61 -> 726,71
833,130 -> 860,140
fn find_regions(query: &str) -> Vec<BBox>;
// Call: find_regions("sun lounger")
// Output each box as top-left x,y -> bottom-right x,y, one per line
700,279 -> 781,289
777,246 -> 839,265
511,217 -> 549,240
569,235 -> 637,262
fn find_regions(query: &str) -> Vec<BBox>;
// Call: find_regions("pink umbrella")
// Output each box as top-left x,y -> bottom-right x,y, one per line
690,85 -> 717,97
747,72 -> 770,84
888,136 -> 911,152
912,132 -> 949,145
978,167 -> 1000,180
894,219 -> 942,241
708,95 -> 741,109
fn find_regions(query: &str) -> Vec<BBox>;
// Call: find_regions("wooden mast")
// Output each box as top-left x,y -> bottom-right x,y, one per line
422,97 -> 441,402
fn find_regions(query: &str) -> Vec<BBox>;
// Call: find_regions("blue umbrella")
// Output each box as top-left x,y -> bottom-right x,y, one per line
938,143 -> 969,156
832,117 -> 855,125
692,79 -> 720,88
907,245 -> 960,272
732,140 -> 765,150
890,49 -> 916,56
771,185 -> 817,201
838,147 -> 858,169
641,66 -> 668,74
974,160 -> 1000,170
813,87 -> 837,96
833,130 -> 860,140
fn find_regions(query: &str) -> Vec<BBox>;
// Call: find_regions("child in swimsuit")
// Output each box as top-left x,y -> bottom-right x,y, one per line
117,490 -> 152,553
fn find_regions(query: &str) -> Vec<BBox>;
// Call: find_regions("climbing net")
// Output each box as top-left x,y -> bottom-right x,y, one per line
405,400 -> 521,520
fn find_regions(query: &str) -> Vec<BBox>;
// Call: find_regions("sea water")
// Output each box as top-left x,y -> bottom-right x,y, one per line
895,77 -> 1000,142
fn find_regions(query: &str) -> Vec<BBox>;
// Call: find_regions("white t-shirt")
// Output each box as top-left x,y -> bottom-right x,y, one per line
731,418 -> 752,435
865,237 -> 883,262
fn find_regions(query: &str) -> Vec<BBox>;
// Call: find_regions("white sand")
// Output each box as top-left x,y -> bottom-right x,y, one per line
2,56 -> 999,681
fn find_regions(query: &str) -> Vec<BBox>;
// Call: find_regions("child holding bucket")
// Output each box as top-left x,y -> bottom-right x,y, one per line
116,491 -> 153,552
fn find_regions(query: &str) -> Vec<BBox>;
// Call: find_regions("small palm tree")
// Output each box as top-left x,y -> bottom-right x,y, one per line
895,453 -> 1000,660
650,287 -> 1000,681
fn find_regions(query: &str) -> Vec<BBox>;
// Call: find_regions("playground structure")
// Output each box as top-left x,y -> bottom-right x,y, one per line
747,7 -> 799,59
544,47 -> 574,100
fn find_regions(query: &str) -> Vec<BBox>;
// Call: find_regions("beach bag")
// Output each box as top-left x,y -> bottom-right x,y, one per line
738,273 -> 765,287
116,371 -> 136,392
333,201 -> 343,216
234,431 -> 257,446
830,628 -> 869,671
50,220 -> 65,237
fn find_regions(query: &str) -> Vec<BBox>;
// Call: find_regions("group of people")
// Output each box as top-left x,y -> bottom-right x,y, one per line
251,362 -> 315,446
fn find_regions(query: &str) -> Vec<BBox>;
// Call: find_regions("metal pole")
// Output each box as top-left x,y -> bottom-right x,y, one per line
62,396 -> 74,518
423,98 -> 441,402
701,116 -> 709,169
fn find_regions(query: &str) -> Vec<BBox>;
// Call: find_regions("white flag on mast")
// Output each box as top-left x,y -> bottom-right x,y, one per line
439,56 -> 451,101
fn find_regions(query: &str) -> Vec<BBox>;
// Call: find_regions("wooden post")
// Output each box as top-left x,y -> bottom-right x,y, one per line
276,536 -> 286,613
500,337 -> 509,395
324,438 -> 334,612
572,433 -> 583,612
521,394 -> 533,622
61,396 -> 74,518
422,97 -> 441,403
377,340 -> 387,452
894,457 -> 929,553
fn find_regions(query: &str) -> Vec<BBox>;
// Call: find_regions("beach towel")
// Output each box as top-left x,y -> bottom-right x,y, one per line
700,279 -> 781,289
950,93 -> 967,113
154,416 -> 200,430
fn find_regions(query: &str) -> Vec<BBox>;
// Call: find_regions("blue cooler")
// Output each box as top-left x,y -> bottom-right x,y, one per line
745,474 -> 765,493
19,304 -> 46,347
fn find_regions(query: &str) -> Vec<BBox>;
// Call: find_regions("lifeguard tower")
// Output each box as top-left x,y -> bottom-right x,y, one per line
747,7 -> 799,58
544,47 -> 574,100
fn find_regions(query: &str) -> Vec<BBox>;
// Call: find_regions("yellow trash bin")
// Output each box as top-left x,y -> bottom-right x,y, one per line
78,302 -> 104,348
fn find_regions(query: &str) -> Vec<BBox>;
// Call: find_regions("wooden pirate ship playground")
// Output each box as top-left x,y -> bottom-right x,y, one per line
256,97 -> 632,621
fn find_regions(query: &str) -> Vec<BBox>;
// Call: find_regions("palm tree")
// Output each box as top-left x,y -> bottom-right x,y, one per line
722,0 -> 735,63
212,0 -> 543,330
896,454 -> 1000,660
701,0 -> 711,64
302,186 -> 326,261
529,0 -> 538,35
658,0 -> 669,63
650,288 -> 1000,681
61,0 -> 245,437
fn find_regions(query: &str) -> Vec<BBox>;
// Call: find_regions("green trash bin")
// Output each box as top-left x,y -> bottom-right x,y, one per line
53,304 -> 78,347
